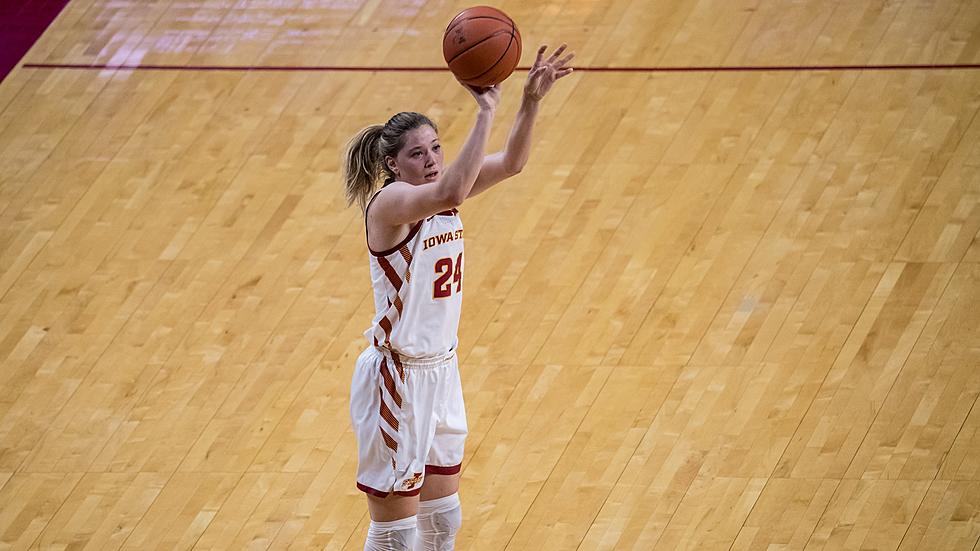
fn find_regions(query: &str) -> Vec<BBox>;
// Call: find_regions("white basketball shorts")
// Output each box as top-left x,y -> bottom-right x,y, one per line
350,346 -> 467,497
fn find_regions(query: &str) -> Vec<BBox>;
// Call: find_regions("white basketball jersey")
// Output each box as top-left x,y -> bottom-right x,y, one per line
364,203 -> 464,359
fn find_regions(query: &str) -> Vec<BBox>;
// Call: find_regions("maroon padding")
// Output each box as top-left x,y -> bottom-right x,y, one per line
0,0 -> 71,83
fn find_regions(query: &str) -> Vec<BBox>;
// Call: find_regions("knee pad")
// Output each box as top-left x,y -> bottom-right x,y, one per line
365,516 -> 416,551
416,493 -> 462,551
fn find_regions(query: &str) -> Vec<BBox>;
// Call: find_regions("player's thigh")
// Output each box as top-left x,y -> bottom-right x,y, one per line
367,493 -> 420,521
420,471 -> 461,501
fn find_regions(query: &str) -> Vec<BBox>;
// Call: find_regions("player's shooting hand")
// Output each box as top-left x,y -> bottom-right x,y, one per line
464,81 -> 502,113
524,44 -> 575,102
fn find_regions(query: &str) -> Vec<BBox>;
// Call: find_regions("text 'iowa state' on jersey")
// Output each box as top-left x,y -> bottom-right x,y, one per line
422,229 -> 464,251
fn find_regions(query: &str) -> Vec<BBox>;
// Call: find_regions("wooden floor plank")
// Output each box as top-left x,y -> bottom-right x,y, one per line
806,480 -> 932,550
32,472 -> 167,551
0,473 -> 82,549
773,262 -> 957,479
897,481 -> 980,551
847,261 -> 980,480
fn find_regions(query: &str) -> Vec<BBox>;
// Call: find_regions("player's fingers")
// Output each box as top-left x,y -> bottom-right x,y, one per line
548,43 -> 567,61
556,67 -> 574,79
557,52 -> 575,67
535,45 -> 547,66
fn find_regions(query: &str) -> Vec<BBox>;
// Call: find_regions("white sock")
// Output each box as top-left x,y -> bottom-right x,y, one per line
416,493 -> 462,551
365,516 -> 416,551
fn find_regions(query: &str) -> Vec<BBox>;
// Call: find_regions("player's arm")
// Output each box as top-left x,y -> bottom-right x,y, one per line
371,86 -> 499,226
469,44 -> 574,198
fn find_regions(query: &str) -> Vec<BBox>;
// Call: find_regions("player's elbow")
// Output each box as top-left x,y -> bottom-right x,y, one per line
501,155 -> 525,177
441,185 -> 468,208
447,193 -> 466,209
504,163 -> 523,177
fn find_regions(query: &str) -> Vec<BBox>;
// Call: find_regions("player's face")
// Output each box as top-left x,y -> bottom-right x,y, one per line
390,125 -> 443,185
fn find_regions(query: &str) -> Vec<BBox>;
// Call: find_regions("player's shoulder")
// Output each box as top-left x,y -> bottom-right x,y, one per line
367,181 -> 407,215
372,180 -> 407,199
370,180 -> 437,207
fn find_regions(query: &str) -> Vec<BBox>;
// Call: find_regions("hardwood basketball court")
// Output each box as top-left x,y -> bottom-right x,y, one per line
1,0 -> 979,549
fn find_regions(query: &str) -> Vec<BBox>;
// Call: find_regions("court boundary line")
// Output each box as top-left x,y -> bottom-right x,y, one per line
21,62 -> 980,73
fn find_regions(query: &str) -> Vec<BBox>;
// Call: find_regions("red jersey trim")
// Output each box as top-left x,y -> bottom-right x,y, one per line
369,220 -> 423,257
364,188 -> 425,258
428,208 -> 458,221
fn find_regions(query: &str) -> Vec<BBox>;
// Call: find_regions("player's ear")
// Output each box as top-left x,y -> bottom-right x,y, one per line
385,156 -> 398,175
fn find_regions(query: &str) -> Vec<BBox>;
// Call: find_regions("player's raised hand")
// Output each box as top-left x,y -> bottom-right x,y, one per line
463,81 -> 502,113
524,44 -> 575,102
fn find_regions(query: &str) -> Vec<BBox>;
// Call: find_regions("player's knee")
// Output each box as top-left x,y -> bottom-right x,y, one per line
416,493 -> 462,551
365,516 -> 416,551
430,501 -> 462,534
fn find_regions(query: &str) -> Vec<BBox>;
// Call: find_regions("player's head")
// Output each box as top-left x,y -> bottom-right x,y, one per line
344,112 -> 440,210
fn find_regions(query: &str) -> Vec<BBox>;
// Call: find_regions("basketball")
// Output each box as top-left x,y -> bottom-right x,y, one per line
443,6 -> 522,88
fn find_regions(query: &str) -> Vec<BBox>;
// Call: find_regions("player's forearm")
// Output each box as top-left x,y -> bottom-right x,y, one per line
439,108 -> 495,205
501,95 -> 540,174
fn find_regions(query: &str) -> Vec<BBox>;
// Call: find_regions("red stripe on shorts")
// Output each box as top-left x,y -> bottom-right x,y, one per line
356,482 -> 422,498
390,351 -> 406,383
426,463 -> 462,475
380,358 -> 402,408
379,389 -> 399,431
380,427 -> 398,451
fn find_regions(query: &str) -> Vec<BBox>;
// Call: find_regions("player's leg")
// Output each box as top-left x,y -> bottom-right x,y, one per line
416,355 -> 467,551
420,471 -> 460,500
417,473 -> 462,551
351,347 -> 421,551
364,494 -> 419,551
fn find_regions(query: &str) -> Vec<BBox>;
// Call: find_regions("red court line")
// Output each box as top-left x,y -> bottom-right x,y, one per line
20,62 -> 980,73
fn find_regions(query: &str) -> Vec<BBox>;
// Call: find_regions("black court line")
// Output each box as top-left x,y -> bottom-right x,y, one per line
20,62 -> 980,73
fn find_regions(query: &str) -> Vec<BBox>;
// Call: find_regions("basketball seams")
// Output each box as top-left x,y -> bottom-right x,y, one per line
445,29 -> 515,66
466,31 -> 516,83
443,6 -> 521,87
445,14 -> 514,35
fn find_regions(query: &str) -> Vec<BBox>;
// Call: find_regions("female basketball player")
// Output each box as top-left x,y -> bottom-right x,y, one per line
343,44 -> 573,551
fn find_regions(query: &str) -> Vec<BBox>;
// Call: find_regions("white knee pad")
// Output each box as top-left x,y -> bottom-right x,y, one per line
365,516 -> 416,551
416,493 -> 462,551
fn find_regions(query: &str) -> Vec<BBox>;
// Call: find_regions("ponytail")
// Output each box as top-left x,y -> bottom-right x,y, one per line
343,124 -> 385,211
342,112 -> 438,212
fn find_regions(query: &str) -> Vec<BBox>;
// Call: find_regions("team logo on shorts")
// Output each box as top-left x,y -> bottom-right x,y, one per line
402,472 -> 424,490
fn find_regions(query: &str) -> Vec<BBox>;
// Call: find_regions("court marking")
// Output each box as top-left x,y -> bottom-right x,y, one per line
0,0 -> 71,82
20,62 -> 980,73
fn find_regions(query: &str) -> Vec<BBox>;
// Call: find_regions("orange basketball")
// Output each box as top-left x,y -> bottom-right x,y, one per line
442,6 -> 522,88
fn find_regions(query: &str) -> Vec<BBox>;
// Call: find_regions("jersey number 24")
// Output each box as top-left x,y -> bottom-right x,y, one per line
433,253 -> 463,299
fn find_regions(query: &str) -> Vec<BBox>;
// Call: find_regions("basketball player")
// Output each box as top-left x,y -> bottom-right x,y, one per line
343,44 -> 573,551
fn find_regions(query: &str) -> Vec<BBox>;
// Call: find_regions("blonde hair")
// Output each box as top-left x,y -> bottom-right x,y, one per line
342,112 -> 437,211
